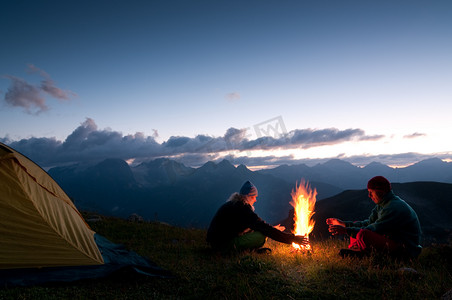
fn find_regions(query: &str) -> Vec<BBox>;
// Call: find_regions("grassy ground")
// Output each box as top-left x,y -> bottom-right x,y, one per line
1,215 -> 451,299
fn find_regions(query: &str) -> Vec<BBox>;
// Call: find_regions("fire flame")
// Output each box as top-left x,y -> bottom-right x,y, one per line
291,179 -> 317,251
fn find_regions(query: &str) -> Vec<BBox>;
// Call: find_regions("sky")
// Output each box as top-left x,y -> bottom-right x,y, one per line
1,0 -> 452,169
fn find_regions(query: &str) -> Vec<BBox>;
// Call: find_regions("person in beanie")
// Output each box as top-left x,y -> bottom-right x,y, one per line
326,176 -> 422,259
207,181 -> 307,253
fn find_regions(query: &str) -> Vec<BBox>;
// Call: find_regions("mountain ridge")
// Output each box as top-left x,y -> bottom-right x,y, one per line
48,157 -> 452,243
258,157 -> 452,189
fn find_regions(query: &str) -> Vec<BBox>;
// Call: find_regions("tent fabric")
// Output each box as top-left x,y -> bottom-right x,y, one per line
0,234 -> 172,287
0,143 -> 104,268
0,142 -> 171,286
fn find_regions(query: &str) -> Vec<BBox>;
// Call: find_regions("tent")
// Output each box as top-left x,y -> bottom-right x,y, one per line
0,142 -> 170,286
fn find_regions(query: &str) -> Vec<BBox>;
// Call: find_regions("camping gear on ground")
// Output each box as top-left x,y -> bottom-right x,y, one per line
0,142 -> 170,286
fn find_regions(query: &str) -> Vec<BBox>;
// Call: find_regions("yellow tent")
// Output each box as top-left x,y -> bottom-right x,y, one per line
0,142 -> 104,269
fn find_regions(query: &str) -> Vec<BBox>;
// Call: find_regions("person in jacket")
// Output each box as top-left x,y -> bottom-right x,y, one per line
326,176 -> 422,259
207,181 -> 307,253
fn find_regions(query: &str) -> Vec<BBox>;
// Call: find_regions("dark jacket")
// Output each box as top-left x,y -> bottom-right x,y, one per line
207,194 -> 297,249
344,190 -> 422,257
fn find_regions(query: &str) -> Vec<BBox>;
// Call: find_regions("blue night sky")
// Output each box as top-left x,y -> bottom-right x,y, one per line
1,0 -> 452,169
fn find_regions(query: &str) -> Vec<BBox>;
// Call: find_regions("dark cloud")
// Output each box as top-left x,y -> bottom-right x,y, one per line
2,65 -> 75,114
6,118 -> 161,166
63,117 -> 98,149
6,136 -> 61,164
224,127 -> 247,143
288,128 -> 369,148
241,136 -> 283,150
164,136 -> 192,148
234,128 -> 381,151
2,118 -> 400,168
163,135 -> 228,155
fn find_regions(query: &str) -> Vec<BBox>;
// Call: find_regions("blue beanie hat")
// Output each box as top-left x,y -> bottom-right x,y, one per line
239,181 -> 258,197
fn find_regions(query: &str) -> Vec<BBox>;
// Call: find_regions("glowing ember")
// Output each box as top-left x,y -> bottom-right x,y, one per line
291,179 -> 317,251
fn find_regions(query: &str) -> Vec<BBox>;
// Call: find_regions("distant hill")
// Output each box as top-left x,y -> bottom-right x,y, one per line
281,182 -> 452,244
258,158 -> 452,189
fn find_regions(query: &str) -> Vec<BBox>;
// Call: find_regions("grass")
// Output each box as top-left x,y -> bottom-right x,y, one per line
1,215 -> 451,299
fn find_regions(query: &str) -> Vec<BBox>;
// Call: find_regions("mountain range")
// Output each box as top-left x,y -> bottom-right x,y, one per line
259,158 -> 452,189
48,158 -> 452,243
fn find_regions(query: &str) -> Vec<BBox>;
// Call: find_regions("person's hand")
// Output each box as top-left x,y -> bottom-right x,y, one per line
274,224 -> 286,232
293,235 -> 308,246
326,218 -> 345,227
328,225 -> 347,236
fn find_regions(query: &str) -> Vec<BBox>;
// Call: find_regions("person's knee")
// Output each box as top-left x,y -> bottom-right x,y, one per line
233,231 -> 267,250
354,229 -> 374,251
356,228 -> 373,239
252,232 -> 267,248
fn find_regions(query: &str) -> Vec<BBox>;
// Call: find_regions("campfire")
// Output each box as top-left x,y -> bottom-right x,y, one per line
291,179 -> 317,251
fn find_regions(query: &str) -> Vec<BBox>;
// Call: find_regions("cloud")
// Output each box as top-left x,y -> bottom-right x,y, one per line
403,132 -> 426,139
235,128 -> 383,151
63,117 -> 99,148
2,65 -> 75,114
224,128 -> 250,147
27,64 -> 76,100
4,118 -> 160,166
163,135 -> 224,155
2,118 -> 392,168
225,92 -> 240,102
287,128 -> 368,149
59,118 -> 161,162
3,75 -> 48,113
357,134 -> 385,141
